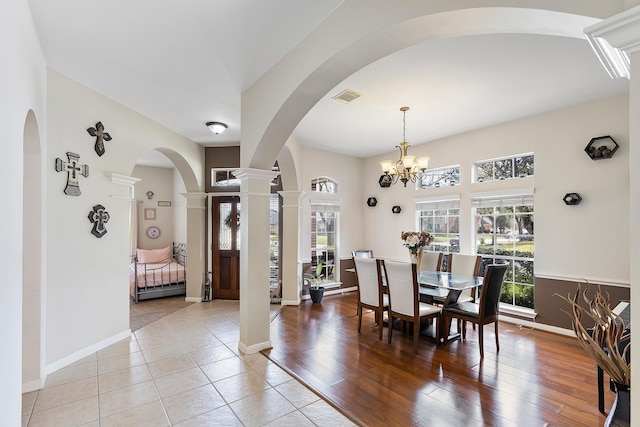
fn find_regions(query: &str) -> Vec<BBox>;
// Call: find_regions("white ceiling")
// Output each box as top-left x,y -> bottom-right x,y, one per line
28,1 -> 628,164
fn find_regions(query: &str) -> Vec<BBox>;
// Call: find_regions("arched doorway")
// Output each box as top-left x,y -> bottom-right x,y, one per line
22,110 -> 44,391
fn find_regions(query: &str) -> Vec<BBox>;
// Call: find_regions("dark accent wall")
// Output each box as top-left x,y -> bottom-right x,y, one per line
205,146 -> 240,193
534,276 -> 629,329
300,258 -> 357,296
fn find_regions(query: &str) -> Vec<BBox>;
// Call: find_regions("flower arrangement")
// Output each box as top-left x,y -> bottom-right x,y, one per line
556,285 -> 630,387
401,231 -> 434,255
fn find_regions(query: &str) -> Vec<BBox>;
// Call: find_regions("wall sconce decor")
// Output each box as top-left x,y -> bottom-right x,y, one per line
563,193 -> 582,205
367,197 -> 377,207
391,205 -> 402,214
585,135 -> 618,160
146,190 -> 154,200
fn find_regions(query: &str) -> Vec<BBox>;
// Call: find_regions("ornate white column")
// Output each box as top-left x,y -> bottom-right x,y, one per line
181,192 -> 207,302
233,168 -> 279,354
586,7 -> 640,422
278,191 -> 303,305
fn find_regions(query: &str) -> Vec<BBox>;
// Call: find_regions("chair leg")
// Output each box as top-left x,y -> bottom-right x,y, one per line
357,303 -> 362,334
413,320 -> 420,354
494,321 -> 500,353
461,319 -> 467,340
388,315 -> 393,344
378,309 -> 383,341
479,324 -> 484,358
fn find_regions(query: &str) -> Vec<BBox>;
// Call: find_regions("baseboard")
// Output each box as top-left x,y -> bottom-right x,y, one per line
499,315 -> 574,337
185,296 -> 202,303
23,377 -> 45,393
238,339 -> 272,355
301,286 -> 357,300
45,329 -> 131,375
281,299 -> 300,306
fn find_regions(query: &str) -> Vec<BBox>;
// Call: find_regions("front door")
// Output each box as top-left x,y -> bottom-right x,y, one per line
212,196 -> 240,299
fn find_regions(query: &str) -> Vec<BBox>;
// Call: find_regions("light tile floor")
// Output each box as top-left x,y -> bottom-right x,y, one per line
22,300 -> 356,426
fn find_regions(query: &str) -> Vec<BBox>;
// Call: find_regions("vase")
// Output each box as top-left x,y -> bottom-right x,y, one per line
409,247 -> 423,272
309,287 -> 324,303
605,382 -> 630,427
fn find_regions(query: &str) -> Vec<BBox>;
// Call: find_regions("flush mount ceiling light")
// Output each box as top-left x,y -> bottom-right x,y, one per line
379,107 -> 430,187
206,122 -> 228,135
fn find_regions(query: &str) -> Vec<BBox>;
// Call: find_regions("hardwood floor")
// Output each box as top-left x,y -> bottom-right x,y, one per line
264,291 -> 611,427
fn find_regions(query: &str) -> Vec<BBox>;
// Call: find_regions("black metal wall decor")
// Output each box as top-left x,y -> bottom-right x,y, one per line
379,174 -> 392,188
87,121 -> 112,156
367,197 -> 377,207
55,152 -> 89,196
585,135 -> 618,160
563,193 -> 582,205
88,204 -> 110,238
392,205 -> 401,214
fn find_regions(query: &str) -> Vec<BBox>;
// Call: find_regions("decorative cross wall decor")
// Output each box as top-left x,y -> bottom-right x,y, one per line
55,152 -> 89,196
87,121 -> 112,156
88,204 -> 110,238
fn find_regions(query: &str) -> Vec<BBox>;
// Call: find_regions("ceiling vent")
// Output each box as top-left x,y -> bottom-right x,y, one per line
332,89 -> 361,103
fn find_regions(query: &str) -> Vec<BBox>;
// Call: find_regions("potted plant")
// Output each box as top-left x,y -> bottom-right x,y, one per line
556,285 -> 630,427
305,262 -> 327,303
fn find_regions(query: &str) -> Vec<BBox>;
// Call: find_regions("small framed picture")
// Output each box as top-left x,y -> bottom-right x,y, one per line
144,208 -> 156,220
158,201 -> 172,207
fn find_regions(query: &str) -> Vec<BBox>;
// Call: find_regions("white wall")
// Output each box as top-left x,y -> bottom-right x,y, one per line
1,0 -> 47,422
132,165 -> 175,249
45,69 -> 204,369
362,94 -> 630,285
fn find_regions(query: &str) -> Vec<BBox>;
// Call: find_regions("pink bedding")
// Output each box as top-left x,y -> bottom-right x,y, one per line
129,261 -> 186,297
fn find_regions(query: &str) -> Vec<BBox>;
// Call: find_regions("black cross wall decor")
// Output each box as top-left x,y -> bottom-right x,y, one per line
88,204 -> 110,238
87,121 -> 112,156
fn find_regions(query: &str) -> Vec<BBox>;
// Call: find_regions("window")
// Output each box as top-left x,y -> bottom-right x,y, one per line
311,205 -> 338,282
474,154 -> 534,183
417,166 -> 460,189
211,169 -> 240,187
311,177 -> 337,193
417,199 -> 460,254
472,193 -> 534,310
269,195 -> 280,294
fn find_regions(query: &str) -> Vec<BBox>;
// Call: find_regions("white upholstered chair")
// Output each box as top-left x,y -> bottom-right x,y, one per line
353,257 -> 388,340
419,251 -> 443,273
383,260 -> 441,353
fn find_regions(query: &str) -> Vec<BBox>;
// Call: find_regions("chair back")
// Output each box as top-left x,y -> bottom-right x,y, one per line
419,251 -> 442,272
449,253 -> 481,276
352,250 -> 374,258
353,257 -> 383,307
478,264 -> 509,319
383,260 -> 417,317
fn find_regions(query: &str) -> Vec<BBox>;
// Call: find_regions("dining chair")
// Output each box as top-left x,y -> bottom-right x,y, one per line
441,263 -> 508,358
353,257 -> 388,340
352,250 -> 374,258
383,260 -> 441,353
429,253 -> 481,310
419,251 -> 442,273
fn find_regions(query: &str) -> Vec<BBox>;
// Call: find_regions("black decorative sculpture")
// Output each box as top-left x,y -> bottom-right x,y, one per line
563,193 -> 582,206
88,204 -> 110,238
392,205 -> 401,214
55,152 -> 89,196
87,121 -> 112,156
585,135 -> 618,160
367,197 -> 377,207
379,174 -> 392,188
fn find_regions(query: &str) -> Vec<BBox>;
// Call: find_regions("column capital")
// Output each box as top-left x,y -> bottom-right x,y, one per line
180,192 -> 207,209
232,168 -> 279,182
105,173 -> 140,187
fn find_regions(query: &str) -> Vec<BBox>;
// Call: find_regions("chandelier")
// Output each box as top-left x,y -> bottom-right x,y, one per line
379,107 -> 429,187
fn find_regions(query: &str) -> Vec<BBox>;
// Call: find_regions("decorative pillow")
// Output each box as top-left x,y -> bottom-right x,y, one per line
137,246 -> 171,263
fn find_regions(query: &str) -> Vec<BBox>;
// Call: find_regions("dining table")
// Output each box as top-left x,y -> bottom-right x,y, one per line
417,270 -> 484,343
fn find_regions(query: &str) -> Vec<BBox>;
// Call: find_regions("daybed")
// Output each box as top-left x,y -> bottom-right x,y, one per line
130,243 -> 187,303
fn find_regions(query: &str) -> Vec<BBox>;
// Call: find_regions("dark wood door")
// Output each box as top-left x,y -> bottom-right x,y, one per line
212,197 -> 240,299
